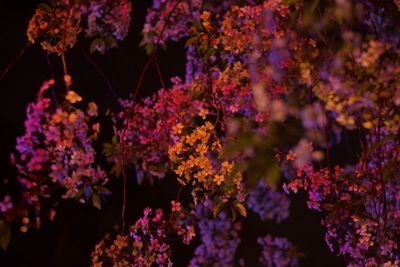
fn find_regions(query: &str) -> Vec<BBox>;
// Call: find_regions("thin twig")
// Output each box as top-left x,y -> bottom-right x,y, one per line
0,42 -> 31,81
45,53 -> 60,106
154,56 -> 167,89
61,3 -> 72,90
119,0 -> 185,234
77,44 -> 119,101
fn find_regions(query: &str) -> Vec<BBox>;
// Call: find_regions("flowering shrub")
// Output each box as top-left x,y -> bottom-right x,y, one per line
106,76 -> 204,180
189,200 -> 241,267
1,79 -> 108,231
285,133 -> 400,265
142,0 -> 202,47
83,0 -> 132,53
92,206 -> 195,266
27,0 -> 81,54
247,180 -> 289,223
27,0 -> 132,54
314,39 -> 400,132
169,121 -> 246,205
2,0 -> 400,266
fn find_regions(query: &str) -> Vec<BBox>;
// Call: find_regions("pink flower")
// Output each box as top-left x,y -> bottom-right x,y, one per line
171,200 -> 181,212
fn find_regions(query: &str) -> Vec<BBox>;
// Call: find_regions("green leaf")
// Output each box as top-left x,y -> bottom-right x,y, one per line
139,38 -> 148,47
92,194 -> 102,210
105,36 -> 117,48
202,48 -> 215,61
0,220 -> 11,250
89,38 -> 104,54
282,0 -> 298,5
222,134 -> 253,159
75,188 -> 84,200
110,165 -> 122,178
212,200 -> 224,218
265,164 -> 281,187
192,19 -> 204,31
177,177 -> 187,186
102,143 -> 113,157
231,208 -> 237,221
185,36 -> 198,48
144,42 -> 155,55
233,201 -> 247,217
310,0 -> 320,13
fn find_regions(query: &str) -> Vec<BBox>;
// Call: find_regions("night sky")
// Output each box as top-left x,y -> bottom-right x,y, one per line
0,1 -> 346,266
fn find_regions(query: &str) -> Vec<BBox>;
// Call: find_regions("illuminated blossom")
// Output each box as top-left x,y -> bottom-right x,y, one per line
11,80 -> 108,228
247,180 -> 290,223
84,0 -> 132,52
189,200 -> 241,267
27,1 -> 81,54
91,207 -> 195,266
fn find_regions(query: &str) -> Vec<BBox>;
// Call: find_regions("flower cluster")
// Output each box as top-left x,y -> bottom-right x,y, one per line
257,235 -> 299,267
284,166 -> 333,211
9,79 -> 108,228
17,0 -> 400,265
314,39 -> 400,132
169,121 -> 246,205
189,200 -> 242,267
92,206 -> 195,266
285,132 -> 400,265
142,0 -> 202,46
193,1 -> 317,78
84,0 -> 132,53
27,0 -> 81,54
108,77 -> 205,180
210,62 -> 261,122
0,195 -> 13,214
247,180 -> 290,223
27,0 -> 132,54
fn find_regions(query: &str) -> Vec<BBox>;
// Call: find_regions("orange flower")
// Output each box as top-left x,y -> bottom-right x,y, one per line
199,108 -> 208,119
171,200 -> 181,212
172,123 -> 184,135
87,102 -> 98,116
286,150 -> 296,161
66,90 -> 82,104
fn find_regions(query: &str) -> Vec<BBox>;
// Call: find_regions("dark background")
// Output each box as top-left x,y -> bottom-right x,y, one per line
0,1 -> 346,266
